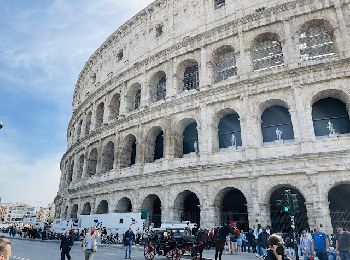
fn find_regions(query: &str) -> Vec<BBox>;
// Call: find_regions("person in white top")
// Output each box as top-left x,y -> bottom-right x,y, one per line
83,227 -> 98,260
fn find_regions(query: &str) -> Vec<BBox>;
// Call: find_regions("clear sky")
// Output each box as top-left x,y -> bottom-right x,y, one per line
0,0 -> 153,207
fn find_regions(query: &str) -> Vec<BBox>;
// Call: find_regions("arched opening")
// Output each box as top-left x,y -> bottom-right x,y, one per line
215,188 -> 249,231
134,89 -> 141,110
154,131 -> 164,161
87,148 -> 98,177
141,195 -> 162,228
218,113 -> 242,148
261,105 -> 294,142
76,120 -> 83,141
81,202 -> 91,215
175,191 -> 201,226
252,33 -> 284,71
270,186 -> 309,233
312,97 -> 350,137
70,204 -> 78,219
85,111 -> 92,135
109,93 -> 120,120
121,135 -> 137,168
96,200 -> 109,214
95,103 -> 104,128
116,197 -> 132,213
151,71 -> 167,102
144,127 -> 164,163
101,141 -> 114,174
213,45 -> 237,82
183,64 -> 199,91
183,122 -> 198,155
77,154 -> 84,180
67,160 -> 74,184
299,19 -> 335,61
328,184 -> 350,231
126,83 -> 142,112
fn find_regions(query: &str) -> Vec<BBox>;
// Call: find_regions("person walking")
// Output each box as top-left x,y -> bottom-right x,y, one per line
265,234 -> 291,260
83,227 -> 98,260
215,225 -> 232,260
124,227 -> 135,259
336,225 -> 350,260
300,230 -> 312,260
0,238 -> 12,260
311,226 -> 329,260
60,230 -> 74,260
257,227 -> 269,257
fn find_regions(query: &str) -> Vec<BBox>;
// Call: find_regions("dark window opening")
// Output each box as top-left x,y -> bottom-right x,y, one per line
214,0 -> 225,8
218,114 -> 242,148
181,192 -> 200,226
154,131 -> 164,161
183,122 -> 198,155
117,50 -> 124,61
154,76 -> 166,101
130,141 -> 137,166
329,184 -> 350,231
156,24 -> 163,38
261,106 -> 294,142
134,89 -> 141,110
312,97 -> 350,136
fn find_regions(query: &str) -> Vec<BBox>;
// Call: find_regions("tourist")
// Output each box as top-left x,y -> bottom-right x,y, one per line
336,225 -> 350,260
83,227 -> 98,260
0,238 -> 12,260
311,226 -> 329,260
265,234 -> 290,260
123,227 -> 135,259
257,226 -> 269,256
300,230 -> 312,260
60,230 -> 74,260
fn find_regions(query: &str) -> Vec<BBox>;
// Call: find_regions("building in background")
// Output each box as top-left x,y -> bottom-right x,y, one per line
2,203 -> 35,222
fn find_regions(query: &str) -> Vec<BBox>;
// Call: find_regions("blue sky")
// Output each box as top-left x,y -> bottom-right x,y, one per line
0,0 -> 153,207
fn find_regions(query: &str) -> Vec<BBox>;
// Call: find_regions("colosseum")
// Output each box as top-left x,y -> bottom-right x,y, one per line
55,0 -> 350,234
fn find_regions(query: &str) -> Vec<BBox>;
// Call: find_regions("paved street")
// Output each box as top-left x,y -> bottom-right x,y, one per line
7,238 -> 258,260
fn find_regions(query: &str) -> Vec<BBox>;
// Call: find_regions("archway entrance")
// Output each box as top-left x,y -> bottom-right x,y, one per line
142,195 -> 162,228
70,204 -> 78,219
116,197 -> 132,213
216,188 -> 249,231
175,191 -> 200,226
270,187 -> 309,233
81,203 -> 91,215
329,184 -> 350,231
96,200 -> 109,214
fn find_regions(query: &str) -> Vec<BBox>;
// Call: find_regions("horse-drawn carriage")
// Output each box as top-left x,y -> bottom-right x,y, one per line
143,227 -> 207,260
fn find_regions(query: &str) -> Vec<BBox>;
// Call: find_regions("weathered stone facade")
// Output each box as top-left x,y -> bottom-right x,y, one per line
55,0 -> 350,233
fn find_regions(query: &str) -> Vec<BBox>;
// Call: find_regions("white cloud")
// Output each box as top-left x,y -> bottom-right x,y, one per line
0,140 -> 61,207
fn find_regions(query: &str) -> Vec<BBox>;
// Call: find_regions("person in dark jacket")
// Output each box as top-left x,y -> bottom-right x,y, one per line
246,229 -> 255,253
257,227 -> 269,256
215,225 -> 232,260
60,230 -> 74,260
123,227 -> 135,259
265,234 -> 291,260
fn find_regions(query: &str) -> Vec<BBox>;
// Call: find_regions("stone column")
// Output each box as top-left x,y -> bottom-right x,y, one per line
282,19 -> 299,69
289,109 -> 302,141
167,59 -> 177,98
292,86 -> 315,143
82,150 -> 89,179
164,121 -> 174,159
313,200 -> 333,234
237,27 -> 251,76
198,104 -> 211,155
141,78 -> 151,108
334,1 -> 350,58
96,142 -> 103,175
72,154 -> 78,183
200,47 -> 211,88
119,83 -> 128,116
113,134 -> 120,169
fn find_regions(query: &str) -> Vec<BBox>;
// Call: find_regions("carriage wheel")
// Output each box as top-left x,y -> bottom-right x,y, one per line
166,248 -> 182,260
144,242 -> 155,260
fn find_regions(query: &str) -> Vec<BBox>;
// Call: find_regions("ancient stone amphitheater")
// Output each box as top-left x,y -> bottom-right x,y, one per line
55,0 -> 350,233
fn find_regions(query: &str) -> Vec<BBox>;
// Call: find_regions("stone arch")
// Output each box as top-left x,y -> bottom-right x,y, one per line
120,134 -> 137,168
67,160 -> 74,184
84,111 -> 92,135
298,19 -> 336,61
76,119 -> 83,141
81,202 -> 91,215
141,194 -> 162,228
214,108 -> 242,149
174,118 -> 199,158
108,93 -> 120,120
150,71 -> 167,102
95,102 -> 104,128
268,184 -> 309,233
126,83 -> 142,112
328,182 -> 350,230
96,200 -> 109,214
76,154 -> 84,180
174,190 -> 201,226
70,204 -> 78,219
261,105 -> 294,142
211,45 -> 237,82
101,141 -> 115,173
87,148 -> 98,177
311,89 -> 350,137
251,32 -> 284,71
175,59 -> 199,92
144,126 -> 165,163
213,187 -> 249,231
116,197 -> 133,213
